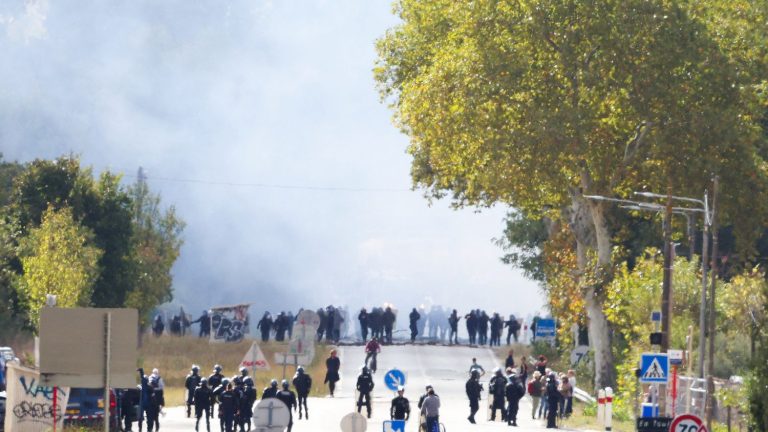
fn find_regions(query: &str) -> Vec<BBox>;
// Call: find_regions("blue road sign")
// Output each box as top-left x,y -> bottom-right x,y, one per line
640,353 -> 669,383
383,420 -> 406,432
384,368 -> 406,391
651,311 -> 662,323
535,318 -> 556,338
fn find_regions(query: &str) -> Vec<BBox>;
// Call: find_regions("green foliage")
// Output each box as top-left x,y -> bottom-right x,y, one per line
17,205 -> 102,328
495,211 -> 548,282
746,271 -> 768,430
125,174 -> 185,328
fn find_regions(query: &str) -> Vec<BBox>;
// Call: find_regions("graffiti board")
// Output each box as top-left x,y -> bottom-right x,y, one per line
4,363 -> 70,432
210,304 -> 251,343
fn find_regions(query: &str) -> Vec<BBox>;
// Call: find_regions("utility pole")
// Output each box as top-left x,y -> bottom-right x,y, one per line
698,192 -> 709,379
706,176 -> 719,429
661,191 -> 673,354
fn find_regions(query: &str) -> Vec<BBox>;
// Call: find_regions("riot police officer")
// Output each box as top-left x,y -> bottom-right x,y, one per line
276,380 -> 297,432
262,379 -> 279,399
193,378 -> 212,432
208,365 -> 224,419
356,366 -> 375,418
185,365 -> 202,418
465,370 -> 483,424
292,366 -> 312,420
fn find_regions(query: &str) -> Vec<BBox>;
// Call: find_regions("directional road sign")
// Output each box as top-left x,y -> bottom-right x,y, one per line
670,414 -> 707,432
383,420 -> 406,432
340,412 -> 367,432
640,353 -> 670,383
253,398 -> 290,429
384,368 -> 406,391
535,318 -> 556,338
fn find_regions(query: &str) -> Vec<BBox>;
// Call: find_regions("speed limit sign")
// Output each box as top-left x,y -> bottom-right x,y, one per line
670,414 -> 708,432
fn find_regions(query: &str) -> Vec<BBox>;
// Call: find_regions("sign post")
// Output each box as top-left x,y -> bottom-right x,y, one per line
670,414 -> 707,432
384,369 -> 406,393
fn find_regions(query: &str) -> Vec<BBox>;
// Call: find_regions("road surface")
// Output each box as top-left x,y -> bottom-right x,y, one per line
154,344 -> 566,431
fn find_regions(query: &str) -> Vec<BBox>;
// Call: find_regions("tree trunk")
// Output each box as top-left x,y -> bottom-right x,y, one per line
570,194 -> 616,390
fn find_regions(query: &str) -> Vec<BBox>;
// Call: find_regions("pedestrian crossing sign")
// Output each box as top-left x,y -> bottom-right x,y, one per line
640,353 -> 669,383
383,420 -> 406,432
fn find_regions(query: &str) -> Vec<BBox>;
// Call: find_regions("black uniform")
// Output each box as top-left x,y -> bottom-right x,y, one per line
208,372 -> 224,418
546,376 -> 562,428
219,389 -> 239,432
324,356 -> 341,396
358,310 -> 369,341
356,370 -> 375,418
239,386 -> 256,431
262,385 -> 279,399
185,371 -> 202,417
292,372 -> 312,419
276,389 -> 297,432
465,312 -> 477,344
465,377 -> 483,423
505,375 -> 525,426
489,373 -> 507,421
409,309 -> 421,342
382,308 -> 396,344
390,395 -> 411,420
257,313 -> 273,342
448,311 -> 460,344
192,312 -> 211,338
193,384 -> 212,432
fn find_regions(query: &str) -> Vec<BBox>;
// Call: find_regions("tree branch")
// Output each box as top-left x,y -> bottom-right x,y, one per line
544,32 -> 561,53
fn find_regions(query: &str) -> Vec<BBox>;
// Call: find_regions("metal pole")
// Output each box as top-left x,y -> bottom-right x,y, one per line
659,193 -> 673,416
706,177 -> 719,430
686,213 -> 694,261
698,191 -> 709,379
104,313 -> 112,432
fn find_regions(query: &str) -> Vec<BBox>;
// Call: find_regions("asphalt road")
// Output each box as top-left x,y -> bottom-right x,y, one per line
153,344 -> 562,432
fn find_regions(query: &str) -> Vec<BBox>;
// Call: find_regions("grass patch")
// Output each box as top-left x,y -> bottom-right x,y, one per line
138,335 -> 331,406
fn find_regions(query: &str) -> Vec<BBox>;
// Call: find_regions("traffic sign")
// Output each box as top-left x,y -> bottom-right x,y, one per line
640,353 -> 669,383
384,368 -> 406,391
570,345 -> 590,367
241,342 -> 270,371
535,318 -> 556,338
383,420 -> 406,432
668,349 -> 684,366
651,311 -> 662,323
670,414 -> 707,432
340,412 -> 367,432
253,398 -> 290,429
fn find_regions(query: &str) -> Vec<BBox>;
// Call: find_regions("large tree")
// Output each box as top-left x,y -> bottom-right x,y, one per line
125,171 -> 185,328
376,0 -> 768,387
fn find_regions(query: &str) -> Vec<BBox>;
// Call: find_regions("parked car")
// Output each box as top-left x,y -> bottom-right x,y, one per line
64,388 -> 120,429
1,390 -> 6,432
0,347 -> 19,392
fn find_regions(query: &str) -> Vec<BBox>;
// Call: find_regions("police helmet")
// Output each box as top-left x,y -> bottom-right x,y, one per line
244,377 -> 254,387
221,377 -> 230,387
214,364 -> 222,373
361,365 -> 369,373
240,366 -> 248,376
270,379 -> 278,388
191,364 -> 200,373
281,379 -> 290,389
200,378 -> 208,386
296,366 -> 304,373
232,375 -> 243,386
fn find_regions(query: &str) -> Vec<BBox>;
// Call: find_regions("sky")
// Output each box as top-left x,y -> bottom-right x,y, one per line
0,0 -> 545,318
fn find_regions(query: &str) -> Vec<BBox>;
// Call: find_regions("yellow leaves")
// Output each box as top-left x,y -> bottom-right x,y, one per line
18,205 -> 102,330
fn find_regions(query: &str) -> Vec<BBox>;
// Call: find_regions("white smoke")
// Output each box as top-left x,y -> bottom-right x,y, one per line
0,0 -> 49,42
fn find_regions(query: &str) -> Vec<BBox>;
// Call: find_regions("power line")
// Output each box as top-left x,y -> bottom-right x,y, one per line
121,173 -> 411,193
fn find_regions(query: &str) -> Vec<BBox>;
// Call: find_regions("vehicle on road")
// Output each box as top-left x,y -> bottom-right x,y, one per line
64,388 -> 121,429
0,390 -> 6,431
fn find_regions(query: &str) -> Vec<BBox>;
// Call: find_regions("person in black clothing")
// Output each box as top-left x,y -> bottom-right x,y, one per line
465,370 -> 483,424
192,310 -> 211,338
409,308 -> 421,342
390,386 -> 410,421
262,379 -> 279,399
324,350 -> 341,396
193,378 -> 212,432
275,312 -> 288,341
212,378 -> 229,432
448,309 -> 460,345
257,312 -> 273,342
505,315 -> 521,344
465,311 -> 477,345
152,314 -> 164,337
120,388 -> 140,431
490,313 -> 503,346
219,383 -> 239,432
356,366 -> 375,418
505,350 -> 516,370
276,380 -> 297,432
489,368 -> 507,421
316,308 -> 327,341
239,377 -> 256,431
292,366 -> 312,420
358,308 -> 369,341
505,373 -> 525,426
545,373 -> 561,428
382,307 -> 396,344
478,311 -> 490,345
185,365 -> 202,418
325,306 -> 336,342
208,365 -> 224,419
